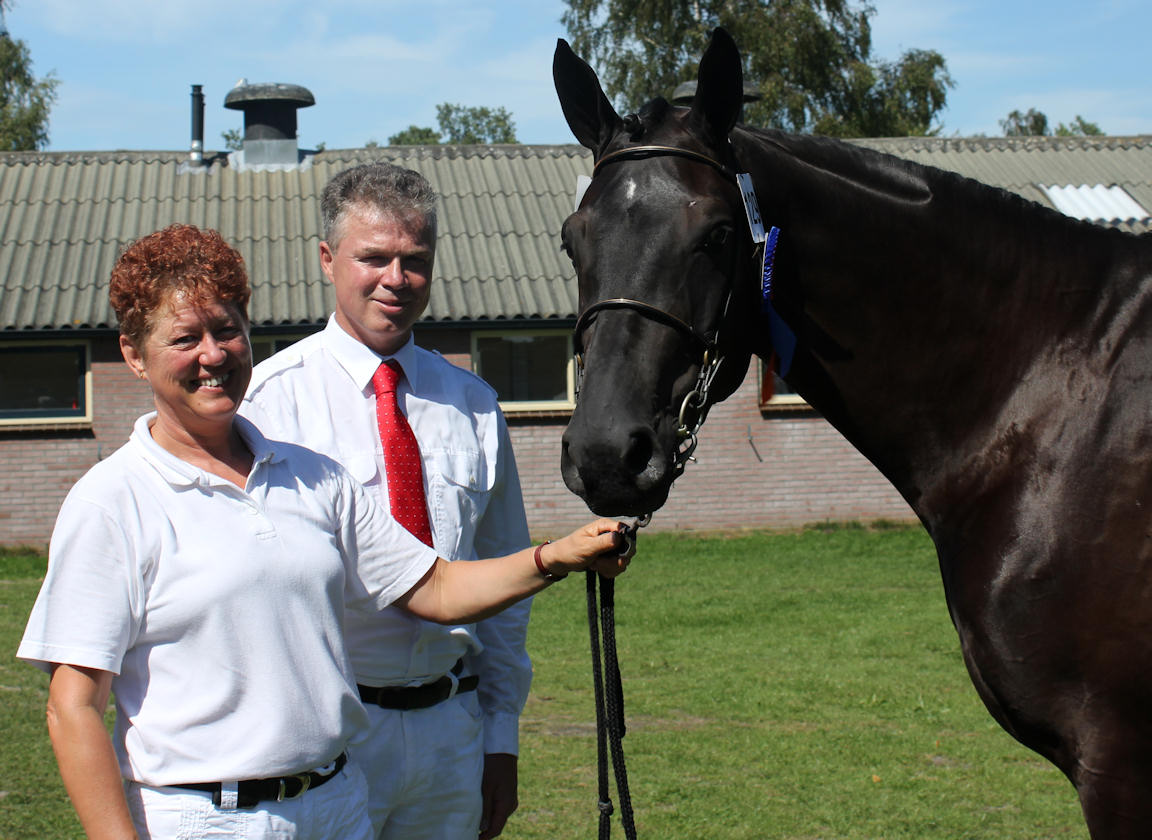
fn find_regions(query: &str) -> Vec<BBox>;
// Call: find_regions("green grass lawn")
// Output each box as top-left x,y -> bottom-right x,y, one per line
516,525 -> 1086,840
0,526 -> 1088,839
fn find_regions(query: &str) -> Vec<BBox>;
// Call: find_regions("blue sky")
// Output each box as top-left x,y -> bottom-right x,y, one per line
5,0 -> 1151,152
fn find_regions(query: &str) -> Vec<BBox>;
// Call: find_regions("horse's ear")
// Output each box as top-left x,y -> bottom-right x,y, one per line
687,27 -> 743,141
553,38 -> 623,153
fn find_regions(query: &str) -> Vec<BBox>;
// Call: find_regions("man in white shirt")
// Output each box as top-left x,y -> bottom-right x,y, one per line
242,162 -> 532,840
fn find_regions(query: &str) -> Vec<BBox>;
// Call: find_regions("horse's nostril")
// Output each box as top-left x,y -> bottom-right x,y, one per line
623,428 -> 655,475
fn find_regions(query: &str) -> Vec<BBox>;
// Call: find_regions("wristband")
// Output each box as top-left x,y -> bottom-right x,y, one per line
534,540 -> 567,581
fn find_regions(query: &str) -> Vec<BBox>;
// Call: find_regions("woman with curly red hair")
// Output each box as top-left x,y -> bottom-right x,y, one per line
18,224 -> 630,840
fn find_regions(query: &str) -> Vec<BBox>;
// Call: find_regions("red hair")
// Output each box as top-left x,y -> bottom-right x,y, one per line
110,224 -> 250,346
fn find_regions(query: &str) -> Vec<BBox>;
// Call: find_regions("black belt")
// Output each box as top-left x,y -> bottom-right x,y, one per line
171,752 -> 347,809
358,660 -> 479,711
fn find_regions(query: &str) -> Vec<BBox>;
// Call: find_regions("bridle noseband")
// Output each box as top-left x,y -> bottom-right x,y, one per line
572,144 -> 748,479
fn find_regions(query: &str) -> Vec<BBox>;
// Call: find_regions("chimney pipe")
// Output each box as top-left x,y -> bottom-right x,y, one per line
190,84 -> 205,165
223,82 -> 315,167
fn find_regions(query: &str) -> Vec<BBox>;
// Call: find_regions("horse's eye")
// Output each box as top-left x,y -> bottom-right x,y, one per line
560,238 -> 582,274
700,225 -> 733,256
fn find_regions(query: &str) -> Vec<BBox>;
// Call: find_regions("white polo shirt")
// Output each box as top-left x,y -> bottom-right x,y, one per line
18,413 -> 438,787
242,319 -> 532,755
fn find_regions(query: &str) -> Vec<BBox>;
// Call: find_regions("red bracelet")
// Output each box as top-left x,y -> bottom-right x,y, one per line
534,540 -> 567,581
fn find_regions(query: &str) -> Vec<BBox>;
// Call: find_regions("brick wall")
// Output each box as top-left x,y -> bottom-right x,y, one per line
0,333 -> 913,547
0,338 -> 153,548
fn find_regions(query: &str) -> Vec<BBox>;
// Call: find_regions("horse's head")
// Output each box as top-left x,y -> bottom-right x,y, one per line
554,29 -> 756,516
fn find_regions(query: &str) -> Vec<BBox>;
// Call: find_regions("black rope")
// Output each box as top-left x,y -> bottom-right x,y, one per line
586,570 -> 612,839
586,570 -> 637,839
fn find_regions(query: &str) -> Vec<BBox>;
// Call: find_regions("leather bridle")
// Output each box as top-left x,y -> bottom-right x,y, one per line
571,144 -> 747,479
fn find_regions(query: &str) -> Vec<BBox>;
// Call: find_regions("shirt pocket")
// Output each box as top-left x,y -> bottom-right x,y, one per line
341,450 -> 381,486
431,449 -> 492,493
427,449 -> 494,553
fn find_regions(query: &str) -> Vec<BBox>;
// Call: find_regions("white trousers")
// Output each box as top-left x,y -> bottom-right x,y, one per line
360,690 -> 485,840
125,762 -> 375,840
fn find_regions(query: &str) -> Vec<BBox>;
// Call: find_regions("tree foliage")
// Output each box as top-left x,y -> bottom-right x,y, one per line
387,124 -> 441,145
387,103 -> 518,146
436,103 -> 517,144
561,0 -> 953,137
999,108 -> 1048,137
0,18 -> 58,151
1000,108 -> 1104,137
1056,116 -> 1103,137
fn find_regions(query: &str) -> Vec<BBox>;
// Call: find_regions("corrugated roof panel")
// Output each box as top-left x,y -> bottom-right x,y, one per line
1041,184 -> 1150,222
2,139 -> 1149,331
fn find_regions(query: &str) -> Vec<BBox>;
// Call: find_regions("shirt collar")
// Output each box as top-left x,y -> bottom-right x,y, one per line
322,314 -> 421,393
130,412 -> 283,489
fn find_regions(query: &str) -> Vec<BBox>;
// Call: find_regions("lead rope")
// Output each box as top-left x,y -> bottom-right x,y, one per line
586,514 -> 648,839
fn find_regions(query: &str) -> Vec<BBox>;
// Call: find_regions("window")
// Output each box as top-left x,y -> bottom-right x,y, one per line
472,330 -> 575,412
0,342 -> 92,426
758,357 -> 806,409
250,333 -> 310,365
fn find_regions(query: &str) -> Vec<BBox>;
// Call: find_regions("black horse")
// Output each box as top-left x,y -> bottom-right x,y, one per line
554,28 -> 1152,839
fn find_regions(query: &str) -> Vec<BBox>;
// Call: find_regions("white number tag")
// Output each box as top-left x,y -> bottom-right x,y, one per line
735,173 -> 766,243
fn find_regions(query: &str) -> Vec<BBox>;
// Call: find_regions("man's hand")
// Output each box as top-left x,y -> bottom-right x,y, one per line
478,752 -> 518,839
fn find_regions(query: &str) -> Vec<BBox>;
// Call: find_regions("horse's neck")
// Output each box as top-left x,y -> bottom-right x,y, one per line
735,129 -> 1152,525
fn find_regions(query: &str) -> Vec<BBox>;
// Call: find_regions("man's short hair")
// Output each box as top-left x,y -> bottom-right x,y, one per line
321,162 -> 438,246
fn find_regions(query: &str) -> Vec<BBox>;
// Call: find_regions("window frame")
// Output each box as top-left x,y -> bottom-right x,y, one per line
470,328 -> 576,414
249,332 -> 312,366
758,356 -> 807,410
0,339 -> 94,428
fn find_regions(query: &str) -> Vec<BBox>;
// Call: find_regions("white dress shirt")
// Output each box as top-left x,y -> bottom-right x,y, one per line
19,413 -> 437,786
242,317 -> 533,755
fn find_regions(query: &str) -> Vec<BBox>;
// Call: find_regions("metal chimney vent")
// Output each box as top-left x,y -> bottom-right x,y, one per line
224,82 -> 315,167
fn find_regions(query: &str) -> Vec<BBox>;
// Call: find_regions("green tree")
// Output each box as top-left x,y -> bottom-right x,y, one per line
0,5 -> 59,151
387,104 -> 519,146
1000,108 -> 1048,136
1000,109 -> 1104,137
1055,115 -> 1103,137
388,124 -> 441,145
434,103 -> 517,144
561,0 -> 953,137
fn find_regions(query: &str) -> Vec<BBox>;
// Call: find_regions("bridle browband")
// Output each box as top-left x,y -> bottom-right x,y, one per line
592,144 -> 736,180
573,143 -> 751,481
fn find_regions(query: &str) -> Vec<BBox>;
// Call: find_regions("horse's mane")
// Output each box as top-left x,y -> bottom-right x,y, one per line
616,101 -> 1141,252
735,123 -> 1138,246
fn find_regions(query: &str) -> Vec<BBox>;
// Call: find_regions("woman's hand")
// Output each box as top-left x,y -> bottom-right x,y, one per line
539,518 -> 635,578
398,519 -> 636,624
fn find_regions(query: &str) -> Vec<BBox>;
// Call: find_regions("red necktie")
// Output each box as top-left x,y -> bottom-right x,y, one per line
372,360 -> 434,547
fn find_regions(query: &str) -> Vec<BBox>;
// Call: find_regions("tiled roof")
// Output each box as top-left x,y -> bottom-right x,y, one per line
3,135 -> 1150,332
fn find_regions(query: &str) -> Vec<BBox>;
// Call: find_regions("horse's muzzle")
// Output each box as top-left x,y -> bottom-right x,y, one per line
560,421 -> 674,516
